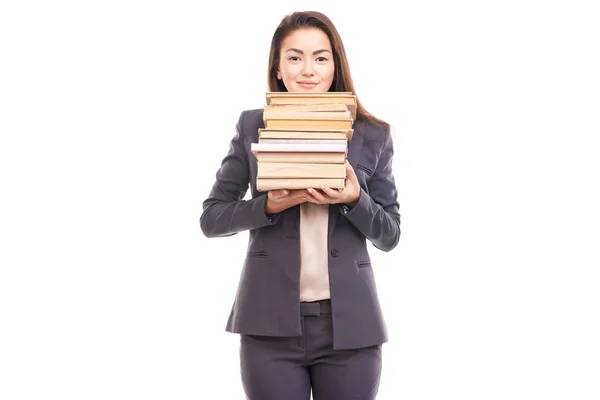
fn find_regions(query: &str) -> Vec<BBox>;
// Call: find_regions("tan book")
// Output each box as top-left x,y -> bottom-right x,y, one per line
264,111 -> 353,130
264,119 -> 353,130
264,102 -> 349,114
258,138 -> 347,145
266,92 -> 357,118
255,152 -> 346,164
256,177 -> 345,192
264,110 -> 353,120
251,142 -> 347,153
258,129 -> 353,142
266,91 -> 353,97
266,92 -> 355,103
257,162 -> 346,179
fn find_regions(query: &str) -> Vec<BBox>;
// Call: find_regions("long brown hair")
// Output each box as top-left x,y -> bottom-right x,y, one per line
267,11 -> 389,128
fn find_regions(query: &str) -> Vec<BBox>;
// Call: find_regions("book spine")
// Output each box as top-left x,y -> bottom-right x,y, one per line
258,138 -> 347,145
257,163 -> 346,179
251,143 -> 347,153
256,152 -> 346,163
258,129 -> 353,142
264,112 -> 352,120
256,178 -> 345,191
264,120 -> 353,130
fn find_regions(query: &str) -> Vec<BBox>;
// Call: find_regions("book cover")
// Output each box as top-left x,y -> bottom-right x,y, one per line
258,138 -> 347,145
257,162 -> 346,179
256,178 -> 345,191
251,142 -> 347,154
255,152 -> 346,164
258,129 -> 352,142
264,118 -> 353,130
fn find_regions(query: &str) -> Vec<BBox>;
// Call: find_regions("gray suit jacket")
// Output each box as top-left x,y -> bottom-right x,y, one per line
200,109 -> 401,350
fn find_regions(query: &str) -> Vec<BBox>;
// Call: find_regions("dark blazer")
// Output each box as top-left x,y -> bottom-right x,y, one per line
200,109 -> 401,350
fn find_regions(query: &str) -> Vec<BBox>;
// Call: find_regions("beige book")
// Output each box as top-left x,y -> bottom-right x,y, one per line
255,152 -> 346,164
269,101 -> 357,119
257,162 -> 346,179
264,102 -> 349,114
266,92 -> 357,118
266,91 -> 353,97
266,92 -> 355,103
258,129 -> 353,142
258,138 -> 347,145
264,110 -> 353,120
256,178 -> 345,192
264,118 -> 353,131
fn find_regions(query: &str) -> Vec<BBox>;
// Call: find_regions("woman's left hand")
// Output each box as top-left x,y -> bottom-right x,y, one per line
305,160 -> 361,206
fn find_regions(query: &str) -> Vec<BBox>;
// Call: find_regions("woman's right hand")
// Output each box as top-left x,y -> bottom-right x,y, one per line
265,189 -> 309,214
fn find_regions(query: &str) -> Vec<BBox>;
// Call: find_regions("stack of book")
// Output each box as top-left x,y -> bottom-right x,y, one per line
251,92 -> 357,192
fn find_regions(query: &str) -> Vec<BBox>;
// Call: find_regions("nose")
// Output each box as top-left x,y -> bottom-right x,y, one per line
301,60 -> 315,76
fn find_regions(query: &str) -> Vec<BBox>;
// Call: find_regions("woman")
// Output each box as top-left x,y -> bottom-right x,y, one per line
200,11 -> 401,400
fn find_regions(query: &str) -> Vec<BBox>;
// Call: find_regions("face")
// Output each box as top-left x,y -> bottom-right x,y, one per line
277,28 -> 335,93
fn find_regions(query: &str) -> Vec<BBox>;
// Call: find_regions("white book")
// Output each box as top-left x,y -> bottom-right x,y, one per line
258,138 -> 347,145
251,142 -> 347,154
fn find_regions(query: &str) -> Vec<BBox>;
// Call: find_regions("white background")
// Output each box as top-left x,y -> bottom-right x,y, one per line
1,0 -> 599,399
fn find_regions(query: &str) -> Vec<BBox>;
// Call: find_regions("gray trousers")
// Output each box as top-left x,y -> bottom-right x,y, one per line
239,299 -> 383,400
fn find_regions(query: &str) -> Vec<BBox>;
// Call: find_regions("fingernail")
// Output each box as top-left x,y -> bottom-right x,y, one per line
307,188 -> 313,193
320,184 -> 325,190
282,190 -> 288,195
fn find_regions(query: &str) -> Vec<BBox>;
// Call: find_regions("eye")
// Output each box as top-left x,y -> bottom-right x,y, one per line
316,56 -> 328,62
288,56 -> 300,61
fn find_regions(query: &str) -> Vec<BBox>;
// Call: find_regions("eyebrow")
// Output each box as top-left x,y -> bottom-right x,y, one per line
285,48 -> 332,55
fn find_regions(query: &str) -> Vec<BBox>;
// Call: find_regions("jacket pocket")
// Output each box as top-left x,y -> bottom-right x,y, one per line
246,251 -> 268,258
357,261 -> 372,269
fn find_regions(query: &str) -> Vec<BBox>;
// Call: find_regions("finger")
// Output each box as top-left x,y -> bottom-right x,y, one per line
269,189 -> 289,198
287,189 -> 309,202
307,187 -> 329,203
345,160 -> 358,181
320,185 -> 341,197
293,195 -> 310,206
304,193 -> 326,204
290,190 -> 313,204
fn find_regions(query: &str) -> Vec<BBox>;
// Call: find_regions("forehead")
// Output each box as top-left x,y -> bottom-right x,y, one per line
281,28 -> 332,51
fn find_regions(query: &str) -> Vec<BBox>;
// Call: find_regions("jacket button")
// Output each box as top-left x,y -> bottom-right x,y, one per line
330,249 -> 339,257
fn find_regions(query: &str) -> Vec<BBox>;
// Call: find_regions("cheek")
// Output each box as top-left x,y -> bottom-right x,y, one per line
282,67 -> 299,80
320,66 -> 335,81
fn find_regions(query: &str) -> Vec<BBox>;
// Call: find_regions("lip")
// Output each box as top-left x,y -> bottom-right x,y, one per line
297,81 -> 318,88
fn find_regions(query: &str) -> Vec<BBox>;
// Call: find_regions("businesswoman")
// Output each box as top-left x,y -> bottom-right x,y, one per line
200,11 -> 401,400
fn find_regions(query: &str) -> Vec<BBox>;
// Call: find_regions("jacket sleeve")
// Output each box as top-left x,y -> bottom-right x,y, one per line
199,110 -> 279,238
341,127 -> 401,252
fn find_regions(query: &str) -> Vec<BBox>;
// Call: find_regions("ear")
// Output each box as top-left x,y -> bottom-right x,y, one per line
276,71 -> 281,80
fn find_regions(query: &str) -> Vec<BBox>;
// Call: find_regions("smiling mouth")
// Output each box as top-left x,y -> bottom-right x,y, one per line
298,82 -> 318,87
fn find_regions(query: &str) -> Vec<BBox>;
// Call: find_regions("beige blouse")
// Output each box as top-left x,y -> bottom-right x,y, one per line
299,202 -> 331,302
